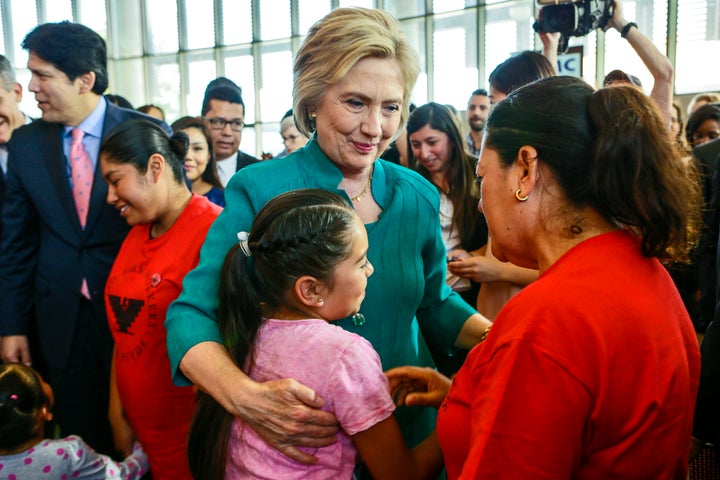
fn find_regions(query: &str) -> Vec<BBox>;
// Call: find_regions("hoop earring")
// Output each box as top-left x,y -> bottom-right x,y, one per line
515,189 -> 529,202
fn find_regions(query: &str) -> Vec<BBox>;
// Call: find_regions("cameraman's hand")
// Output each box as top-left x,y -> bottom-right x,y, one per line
605,0 -> 627,32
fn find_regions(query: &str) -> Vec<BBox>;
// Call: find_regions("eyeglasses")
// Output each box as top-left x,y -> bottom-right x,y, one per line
204,117 -> 244,131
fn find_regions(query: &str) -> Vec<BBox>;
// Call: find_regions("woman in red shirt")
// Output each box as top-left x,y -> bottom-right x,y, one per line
100,119 -> 221,479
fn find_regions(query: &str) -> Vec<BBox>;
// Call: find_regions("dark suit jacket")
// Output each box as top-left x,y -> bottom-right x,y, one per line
236,150 -> 260,171
0,100 -> 170,369
693,138 -> 720,443
693,138 -> 720,331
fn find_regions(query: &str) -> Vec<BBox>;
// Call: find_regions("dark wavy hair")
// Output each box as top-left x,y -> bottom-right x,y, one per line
485,76 -> 701,262
0,363 -> 51,450
171,116 -> 223,190
406,102 -> 480,248
100,119 -> 188,184
23,22 -> 108,95
187,189 -> 357,480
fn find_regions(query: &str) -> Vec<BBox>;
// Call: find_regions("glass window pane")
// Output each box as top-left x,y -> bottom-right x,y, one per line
676,0 -> 720,93
603,0 -> 667,96
150,59 -> 181,123
259,0 -> 290,41
484,2 -> 535,87
566,31 -> 597,88
338,0 -> 374,7
10,0 -> 37,68
186,56 -> 217,116
243,126 -> 257,159
259,44 -> 293,125
387,0 -> 426,18
222,0 -> 252,44
44,0 -> 73,22
433,0 -> 474,14
111,58 -> 146,110
224,53 -> 256,124
262,122 -> 283,158
0,5 -> 5,57
299,1 -> 331,34
146,0 -> 179,54
16,70 -> 39,118
112,0 -> 143,57
185,0 -> 216,49
78,0 -> 108,40
400,18 -> 428,106
433,10 -> 478,109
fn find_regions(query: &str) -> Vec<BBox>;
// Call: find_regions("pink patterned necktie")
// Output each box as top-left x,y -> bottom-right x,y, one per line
70,128 -> 92,299
70,128 -> 93,228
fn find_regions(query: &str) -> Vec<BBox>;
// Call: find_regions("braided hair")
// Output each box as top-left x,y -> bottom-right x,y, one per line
188,188 -> 357,480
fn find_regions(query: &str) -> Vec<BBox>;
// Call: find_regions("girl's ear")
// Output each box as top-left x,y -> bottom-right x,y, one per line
293,276 -> 326,308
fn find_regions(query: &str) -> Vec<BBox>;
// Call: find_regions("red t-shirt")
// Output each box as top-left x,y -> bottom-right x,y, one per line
105,195 -> 220,480
437,230 -> 699,479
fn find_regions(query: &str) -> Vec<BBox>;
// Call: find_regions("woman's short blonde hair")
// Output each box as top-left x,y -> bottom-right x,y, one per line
293,8 -> 420,138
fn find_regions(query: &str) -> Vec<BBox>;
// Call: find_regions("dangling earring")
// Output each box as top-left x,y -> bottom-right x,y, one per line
515,189 -> 529,202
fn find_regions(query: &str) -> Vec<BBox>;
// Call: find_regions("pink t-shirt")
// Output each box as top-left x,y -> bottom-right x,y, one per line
225,319 -> 395,479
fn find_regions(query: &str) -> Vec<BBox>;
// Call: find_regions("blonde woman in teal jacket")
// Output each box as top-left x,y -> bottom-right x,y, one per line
166,7 -> 491,468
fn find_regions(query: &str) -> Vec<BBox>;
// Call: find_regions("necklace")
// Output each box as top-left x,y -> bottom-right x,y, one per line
350,174 -> 373,202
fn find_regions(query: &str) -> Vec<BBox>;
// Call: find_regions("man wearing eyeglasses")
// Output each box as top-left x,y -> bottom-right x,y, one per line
201,77 -> 259,187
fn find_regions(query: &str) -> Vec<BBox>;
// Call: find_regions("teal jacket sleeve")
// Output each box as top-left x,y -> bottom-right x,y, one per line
165,172 -> 258,385
414,177 -> 477,353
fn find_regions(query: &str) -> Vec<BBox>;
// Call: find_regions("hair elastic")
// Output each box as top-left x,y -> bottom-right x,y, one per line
237,232 -> 252,257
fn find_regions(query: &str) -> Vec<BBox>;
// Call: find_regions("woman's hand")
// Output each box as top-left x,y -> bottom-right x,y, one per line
448,254 -> 505,283
230,377 -> 340,464
181,341 -> 340,464
386,366 -> 451,409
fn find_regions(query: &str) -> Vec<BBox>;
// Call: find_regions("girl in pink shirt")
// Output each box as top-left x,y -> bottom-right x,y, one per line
187,189 -> 442,480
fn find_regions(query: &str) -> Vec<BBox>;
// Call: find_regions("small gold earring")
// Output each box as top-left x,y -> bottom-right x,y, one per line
515,189 -> 529,202
309,112 -> 317,120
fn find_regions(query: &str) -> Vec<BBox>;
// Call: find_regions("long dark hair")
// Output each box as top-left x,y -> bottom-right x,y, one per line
187,189 -> 357,480
406,102 -> 480,248
485,76 -> 701,262
100,119 -> 188,184
0,363 -> 51,449
488,50 -> 555,96
171,116 -> 224,190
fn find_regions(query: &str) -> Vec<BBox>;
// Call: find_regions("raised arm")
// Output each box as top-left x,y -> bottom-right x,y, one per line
606,0 -> 674,126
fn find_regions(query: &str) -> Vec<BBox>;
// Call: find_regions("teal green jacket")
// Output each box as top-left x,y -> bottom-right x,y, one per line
166,139 -> 476,445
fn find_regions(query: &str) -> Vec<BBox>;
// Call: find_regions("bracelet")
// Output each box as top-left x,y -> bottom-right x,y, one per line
621,22 -> 637,38
479,325 -> 492,342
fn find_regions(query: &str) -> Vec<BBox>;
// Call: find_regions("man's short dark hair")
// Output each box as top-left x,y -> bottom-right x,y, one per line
471,89 -> 488,97
22,21 -> 108,95
201,77 -> 245,115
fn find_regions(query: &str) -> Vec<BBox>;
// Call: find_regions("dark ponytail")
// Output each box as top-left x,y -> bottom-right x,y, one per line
0,364 -> 49,449
187,188 -> 356,479
485,76 -> 701,262
100,119 -> 186,184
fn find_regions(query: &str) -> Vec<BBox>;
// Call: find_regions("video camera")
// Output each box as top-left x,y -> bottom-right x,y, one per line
533,0 -> 614,52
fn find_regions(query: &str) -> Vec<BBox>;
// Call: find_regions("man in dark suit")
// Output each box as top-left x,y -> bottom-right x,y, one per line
201,77 -> 258,186
0,21 -> 169,455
